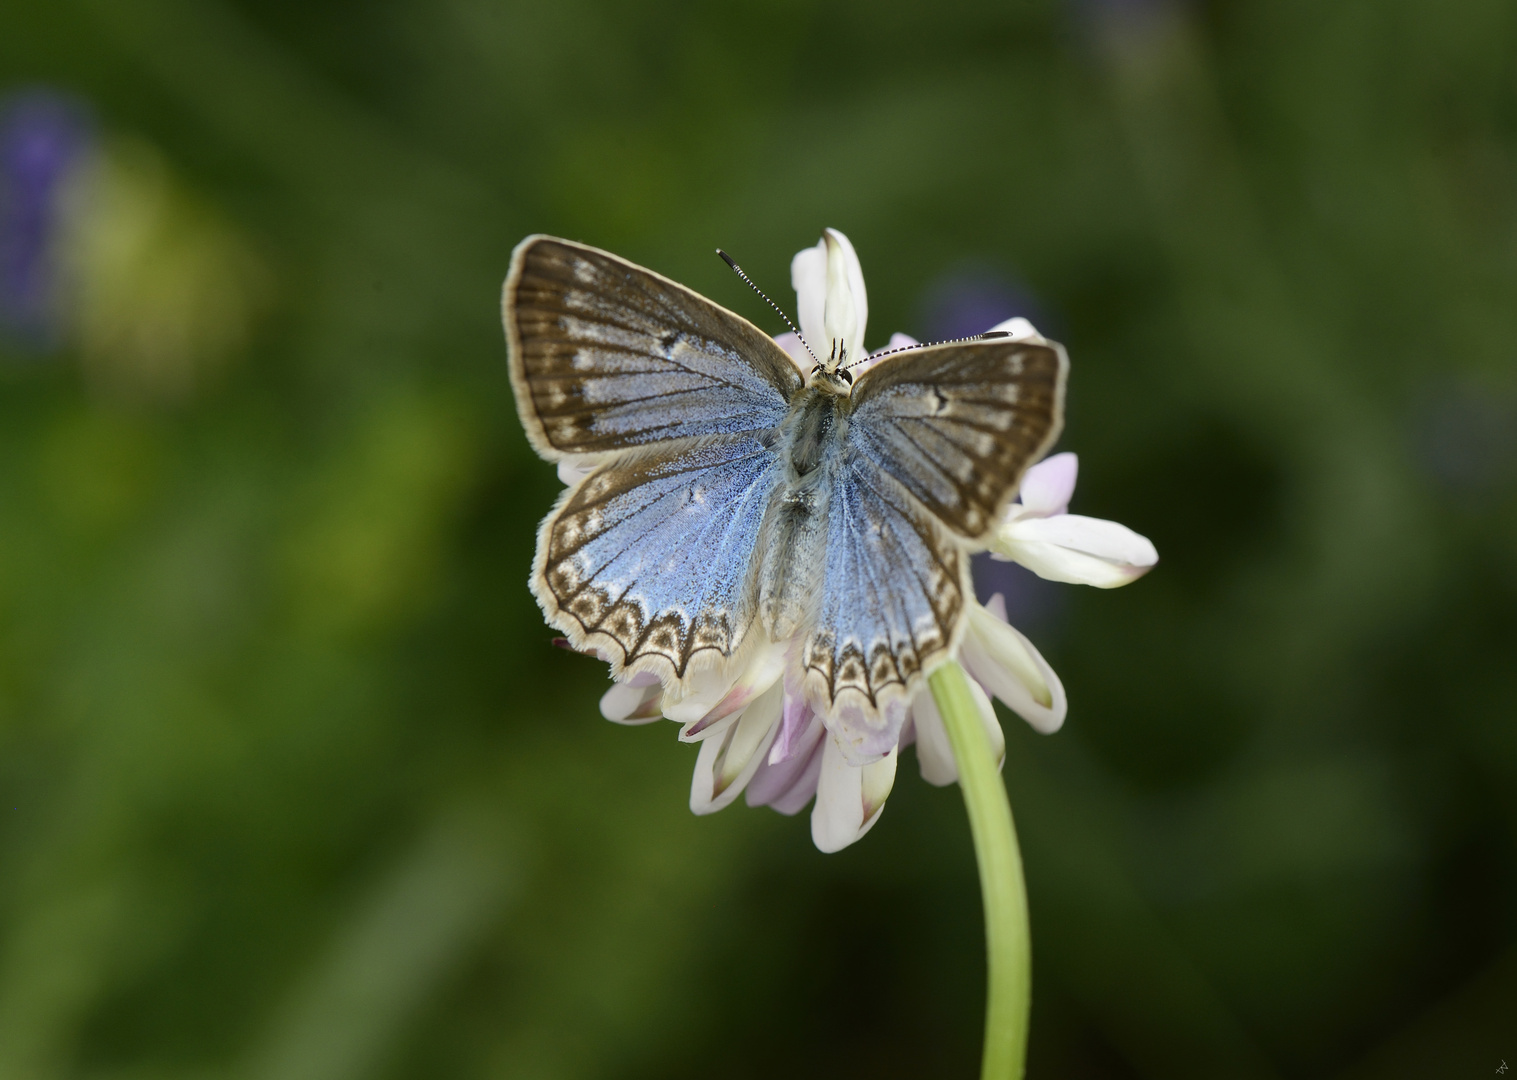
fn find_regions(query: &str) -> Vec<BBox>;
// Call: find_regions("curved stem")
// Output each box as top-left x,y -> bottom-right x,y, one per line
930,660 -> 1031,1080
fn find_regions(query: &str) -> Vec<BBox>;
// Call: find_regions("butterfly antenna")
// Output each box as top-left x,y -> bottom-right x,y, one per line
716,249 -> 820,365
843,330 -> 1013,370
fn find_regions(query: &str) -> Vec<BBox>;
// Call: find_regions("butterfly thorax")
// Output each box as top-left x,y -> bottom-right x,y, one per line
783,381 -> 850,477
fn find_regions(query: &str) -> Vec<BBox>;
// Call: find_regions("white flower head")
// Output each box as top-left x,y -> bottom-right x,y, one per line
584,230 -> 1156,852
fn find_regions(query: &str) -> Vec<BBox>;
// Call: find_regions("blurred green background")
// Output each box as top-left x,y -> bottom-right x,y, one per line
0,1 -> 1514,1077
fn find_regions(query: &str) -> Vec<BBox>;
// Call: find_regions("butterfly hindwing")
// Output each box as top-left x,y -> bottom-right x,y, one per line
847,340 -> 1067,540
505,236 -> 803,460
535,434 -> 782,679
802,452 -> 968,732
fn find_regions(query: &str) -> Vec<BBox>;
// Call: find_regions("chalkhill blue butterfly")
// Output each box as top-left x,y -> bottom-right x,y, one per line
504,229 -> 1080,850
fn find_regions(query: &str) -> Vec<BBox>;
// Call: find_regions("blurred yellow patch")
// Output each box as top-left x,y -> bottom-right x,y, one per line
55,139 -> 268,404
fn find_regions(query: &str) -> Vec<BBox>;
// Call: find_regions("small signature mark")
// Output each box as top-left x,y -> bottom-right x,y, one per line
1497,1061 -> 1508,1075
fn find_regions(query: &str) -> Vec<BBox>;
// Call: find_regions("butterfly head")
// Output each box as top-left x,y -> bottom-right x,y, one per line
809,338 -> 855,394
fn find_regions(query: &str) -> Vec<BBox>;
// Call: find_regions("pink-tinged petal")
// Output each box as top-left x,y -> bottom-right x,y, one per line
689,681 -> 783,815
985,316 -> 1046,343
1017,452 -> 1078,517
672,638 -> 787,736
997,513 -> 1158,588
769,687 -> 815,764
810,737 -> 897,853
791,240 -> 828,352
599,676 -> 663,725
556,459 -> 596,487
960,603 -> 1068,734
763,740 -> 825,815
747,710 -> 826,814
851,332 -> 917,379
773,332 -> 810,375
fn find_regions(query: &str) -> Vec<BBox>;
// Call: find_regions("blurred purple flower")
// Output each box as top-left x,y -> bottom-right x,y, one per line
0,89 -> 92,348
920,265 -> 1052,344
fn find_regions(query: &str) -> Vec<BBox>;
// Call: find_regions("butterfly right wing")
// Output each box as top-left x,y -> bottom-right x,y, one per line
798,338 -> 1066,749
505,236 -> 802,460
846,339 -> 1067,540
534,433 -> 782,681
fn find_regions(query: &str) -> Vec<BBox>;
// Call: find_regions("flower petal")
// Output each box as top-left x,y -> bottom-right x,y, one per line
811,736 -> 897,853
1016,452 -> 1078,517
825,229 -> 868,361
850,332 -> 916,379
671,637 -> 788,736
996,513 -> 1158,588
960,601 -> 1068,734
986,316 -> 1046,343
822,230 -> 866,368
746,709 -> 826,814
791,239 -> 827,355
689,680 -> 783,815
772,332 -> 810,374
599,671 -> 663,725
769,686 -> 815,764
908,683 -> 958,786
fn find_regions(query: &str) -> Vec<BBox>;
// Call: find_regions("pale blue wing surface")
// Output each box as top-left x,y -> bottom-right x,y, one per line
534,434 -> 782,677
802,449 -> 966,726
847,340 -> 1067,540
505,236 -> 802,459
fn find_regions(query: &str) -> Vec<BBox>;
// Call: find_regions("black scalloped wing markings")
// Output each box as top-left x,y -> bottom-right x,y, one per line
847,340 -> 1067,541
802,451 -> 967,714
506,237 -> 802,458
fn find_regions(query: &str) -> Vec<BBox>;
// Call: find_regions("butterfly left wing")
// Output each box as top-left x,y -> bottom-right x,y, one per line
505,235 -> 802,460
801,339 -> 1067,747
535,433 -> 782,681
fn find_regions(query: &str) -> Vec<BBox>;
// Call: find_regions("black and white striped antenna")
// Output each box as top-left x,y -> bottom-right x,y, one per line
843,329 -> 1013,370
716,249 -> 819,366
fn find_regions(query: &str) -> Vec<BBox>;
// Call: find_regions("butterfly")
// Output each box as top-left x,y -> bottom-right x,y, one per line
503,233 -> 1067,756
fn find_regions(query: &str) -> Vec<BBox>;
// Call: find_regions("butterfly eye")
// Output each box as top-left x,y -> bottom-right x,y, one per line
837,368 -> 853,385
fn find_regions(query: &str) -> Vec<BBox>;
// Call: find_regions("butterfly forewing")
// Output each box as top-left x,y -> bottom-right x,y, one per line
536,434 -> 782,677
505,236 -> 802,459
848,340 -> 1067,540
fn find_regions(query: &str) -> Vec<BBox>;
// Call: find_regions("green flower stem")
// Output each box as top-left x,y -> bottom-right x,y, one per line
930,660 -> 1031,1080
